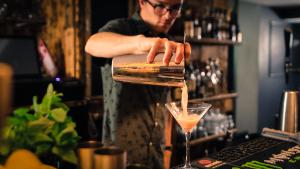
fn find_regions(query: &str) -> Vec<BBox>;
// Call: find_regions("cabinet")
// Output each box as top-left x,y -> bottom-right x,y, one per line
173,36 -> 240,112
169,1 -> 242,165
171,0 -> 241,101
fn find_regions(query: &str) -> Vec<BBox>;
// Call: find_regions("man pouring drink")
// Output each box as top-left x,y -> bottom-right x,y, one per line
85,0 -> 192,168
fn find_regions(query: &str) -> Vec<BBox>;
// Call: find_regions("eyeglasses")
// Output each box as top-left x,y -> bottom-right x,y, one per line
144,0 -> 182,17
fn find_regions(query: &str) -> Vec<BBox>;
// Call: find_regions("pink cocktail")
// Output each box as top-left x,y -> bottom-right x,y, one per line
176,114 -> 201,133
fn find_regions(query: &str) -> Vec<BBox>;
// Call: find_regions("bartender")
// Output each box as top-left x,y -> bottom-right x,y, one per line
85,0 -> 191,168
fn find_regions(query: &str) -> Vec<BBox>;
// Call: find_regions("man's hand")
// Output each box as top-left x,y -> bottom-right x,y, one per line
138,36 -> 191,66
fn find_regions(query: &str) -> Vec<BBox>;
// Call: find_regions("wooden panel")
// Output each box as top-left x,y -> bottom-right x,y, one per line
39,0 -> 87,80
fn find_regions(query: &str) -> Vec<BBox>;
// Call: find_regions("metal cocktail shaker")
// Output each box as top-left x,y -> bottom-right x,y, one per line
112,53 -> 184,87
279,91 -> 299,133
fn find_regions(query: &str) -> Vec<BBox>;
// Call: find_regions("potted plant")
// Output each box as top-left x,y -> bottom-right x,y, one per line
0,84 -> 80,168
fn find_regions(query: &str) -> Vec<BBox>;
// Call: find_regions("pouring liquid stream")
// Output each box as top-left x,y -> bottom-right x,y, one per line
181,34 -> 188,117
181,80 -> 188,117
178,36 -> 201,132
177,80 -> 202,132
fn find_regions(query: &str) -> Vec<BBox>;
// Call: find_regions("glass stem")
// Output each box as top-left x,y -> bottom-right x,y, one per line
184,132 -> 191,168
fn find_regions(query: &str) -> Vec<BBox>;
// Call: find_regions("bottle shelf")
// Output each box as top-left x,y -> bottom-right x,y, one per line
190,128 -> 238,146
188,92 -> 238,103
173,92 -> 238,104
174,36 -> 241,45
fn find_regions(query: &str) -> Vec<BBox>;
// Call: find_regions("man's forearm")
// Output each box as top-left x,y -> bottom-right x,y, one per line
85,32 -> 146,58
85,32 -> 191,66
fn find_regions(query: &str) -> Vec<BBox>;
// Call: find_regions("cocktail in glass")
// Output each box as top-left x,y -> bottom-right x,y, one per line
166,101 -> 211,169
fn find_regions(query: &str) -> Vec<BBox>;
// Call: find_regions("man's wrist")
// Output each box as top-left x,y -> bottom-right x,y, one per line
134,34 -> 147,54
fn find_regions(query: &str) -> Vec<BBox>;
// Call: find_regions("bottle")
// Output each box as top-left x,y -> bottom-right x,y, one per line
227,115 -> 235,129
184,59 -> 197,98
236,24 -> 243,43
193,17 -> 202,39
194,61 -> 205,98
223,9 -> 230,40
201,6 -> 210,38
184,8 -> 194,38
229,9 -> 237,42
206,8 -> 214,38
189,71 -> 197,98
218,8 -> 228,40
229,0 -> 242,42
213,8 -> 221,39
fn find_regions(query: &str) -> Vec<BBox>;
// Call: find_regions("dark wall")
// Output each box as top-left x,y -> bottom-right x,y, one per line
91,0 -> 128,96
91,0 -> 128,33
287,24 -> 300,90
272,6 -> 300,19
271,6 -> 300,90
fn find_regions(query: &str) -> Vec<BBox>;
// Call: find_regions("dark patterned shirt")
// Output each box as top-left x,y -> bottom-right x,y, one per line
99,12 -> 171,169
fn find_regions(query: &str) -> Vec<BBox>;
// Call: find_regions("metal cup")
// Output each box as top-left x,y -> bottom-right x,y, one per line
77,140 -> 102,169
280,91 -> 299,133
112,53 -> 184,87
94,146 -> 127,169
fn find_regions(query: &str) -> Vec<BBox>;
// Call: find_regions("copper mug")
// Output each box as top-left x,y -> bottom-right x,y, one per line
94,146 -> 127,169
112,53 -> 184,87
0,63 -> 12,128
77,140 -> 102,169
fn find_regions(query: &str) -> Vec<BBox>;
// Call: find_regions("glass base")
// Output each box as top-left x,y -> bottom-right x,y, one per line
171,164 -> 198,169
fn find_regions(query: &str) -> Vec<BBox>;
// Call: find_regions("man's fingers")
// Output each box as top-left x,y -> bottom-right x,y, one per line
163,41 -> 173,66
147,39 -> 161,63
184,42 -> 191,59
146,38 -> 190,65
175,43 -> 184,64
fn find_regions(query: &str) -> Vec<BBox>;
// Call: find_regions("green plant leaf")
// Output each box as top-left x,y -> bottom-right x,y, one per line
52,146 -> 77,165
50,123 -> 61,137
28,117 -> 54,131
55,123 -> 76,144
14,107 -> 30,116
51,93 -> 63,105
32,133 -> 53,144
1,126 -> 12,140
40,84 -> 54,113
14,109 -> 36,121
60,134 -> 80,146
35,144 -> 52,155
32,96 -> 39,113
53,102 -> 69,112
0,142 -> 10,156
7,116 -> 25,126
50,108 -> 67,122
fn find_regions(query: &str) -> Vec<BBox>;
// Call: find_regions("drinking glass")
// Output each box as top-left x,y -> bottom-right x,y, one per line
166,102 -> 211,169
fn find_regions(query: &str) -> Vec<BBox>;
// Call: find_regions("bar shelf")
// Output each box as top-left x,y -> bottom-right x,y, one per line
173,36 -> 241,45
190,128 -> 238,146
189,92 -> 238,103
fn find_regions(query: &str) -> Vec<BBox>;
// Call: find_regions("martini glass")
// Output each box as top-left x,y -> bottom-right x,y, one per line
166,102 -> 211,169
